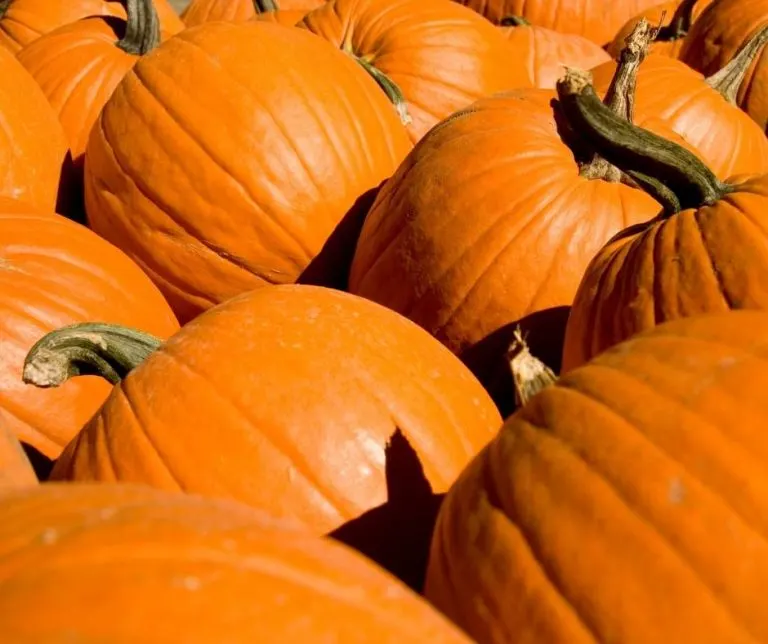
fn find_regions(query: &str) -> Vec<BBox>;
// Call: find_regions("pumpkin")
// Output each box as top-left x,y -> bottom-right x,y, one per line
298,0 -> 532,143
182,0 -> 323,27
0,45 -> 66,211
451,0 -> 664,46
0,209 -> 178,459
590,52 -> 768,179
348,22 -> 673,414
17,0 -> 163,222
558,68 -> 768,371
426,310 -> 768,643
84,20 -> 412,324
606,0 -> 713,59
0,0 -> 183,52
36,285 -> 501,589
0,483 -> 472,642
499,16 -> 610,89
0,416 -> 36,490
681,0 -> 768,132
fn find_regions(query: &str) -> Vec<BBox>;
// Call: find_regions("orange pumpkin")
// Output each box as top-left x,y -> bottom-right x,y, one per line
298,0 -> 532,143
0,416 -> 36,490
591,53 -> 768,179
499,16 -> 610,89
0,209 -> 178,459
41,285 -> 501,587
426,310 -> 768,643
0,0 -> 183,52
182,0 -> 323,27
452,0 -> 664,46
0,483 -> 472,642
84,21 -> 412,323
681,0 -> 768,132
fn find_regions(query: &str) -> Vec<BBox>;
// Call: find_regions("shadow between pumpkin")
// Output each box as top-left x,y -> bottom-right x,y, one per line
21,442 -> 55,482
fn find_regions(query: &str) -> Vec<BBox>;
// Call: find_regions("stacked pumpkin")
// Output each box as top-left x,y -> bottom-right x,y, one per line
2,0 -> 768,640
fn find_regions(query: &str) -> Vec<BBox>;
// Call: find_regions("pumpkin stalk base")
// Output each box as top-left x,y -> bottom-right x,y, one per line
118,0 -> 161,56
706,25 -> 768,104
508,327 -> 557,408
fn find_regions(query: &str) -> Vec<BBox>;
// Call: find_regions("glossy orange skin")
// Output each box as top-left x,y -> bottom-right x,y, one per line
0,483 -> 472,642
0,210 -> 179,458
182,0 -> 323,27
681,0 -> 768,133
348,89 -> 661,411
606,0 -> 714,60
0,417 -> 36,490
299,0 -> 532,143
562,175 -> 768,371
453,0 -> 663,46
500,23 -> 610,89
51,285 -> 501,538
427,310 -> 768,643
84,21 -> 412,324
0,0 -> 183,52
592,54 -> 768,179
0,46 -> 66,210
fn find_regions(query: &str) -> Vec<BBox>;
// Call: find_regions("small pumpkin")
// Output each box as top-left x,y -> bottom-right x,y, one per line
426,310 -> 768,643
298,0 -> 532,143
499,16 -> 610,89
0,0 -> 183,52
0,416 -> 37,491
558,69 -> 768,370
182,0 -> 322,27
0,208 -> 178,459
0,483 -> 472,642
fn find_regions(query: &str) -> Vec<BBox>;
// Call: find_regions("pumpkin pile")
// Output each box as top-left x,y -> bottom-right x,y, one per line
2,0 -> 768,640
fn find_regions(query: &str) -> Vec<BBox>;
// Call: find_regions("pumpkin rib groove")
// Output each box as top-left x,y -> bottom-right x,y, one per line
518,405 -> 761,640
691,211 -> 734,310
129,62 -> 316,263
80,419 -> 118,483
650,215 -> 666,327
164,348 -> 355,519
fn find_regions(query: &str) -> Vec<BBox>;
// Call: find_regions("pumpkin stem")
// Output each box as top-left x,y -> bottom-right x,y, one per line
655,0 -> 697,42
344,46 -> 411,126
507,327 -> 557,408
577,18 -> 658,182
0,0 -> 10,20
705,25 -> 768,104
22,322 -> 162,388
556,68 -> 732,214
118,0 -> 161,55
252,0 -> 279,12
500,15 -> 530,27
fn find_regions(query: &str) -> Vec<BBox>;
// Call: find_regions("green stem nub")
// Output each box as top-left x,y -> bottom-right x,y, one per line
252,0 -> 279,12
350,52 -> 412,126
500,16 -> 530,27
23,322 -> 162,388
118,0 -> 161,56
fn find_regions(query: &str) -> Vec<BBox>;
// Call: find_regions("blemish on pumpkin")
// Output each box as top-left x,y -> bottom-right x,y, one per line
39,528 -> 59,545
178,575 -> 202,591
668,478 -> 686,505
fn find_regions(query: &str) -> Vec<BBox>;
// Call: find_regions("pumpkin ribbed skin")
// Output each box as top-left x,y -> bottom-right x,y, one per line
299,0 -> 532,143
452,0 -> 663,46
0,483 -> 472,642
0,0 -> 183,52
0,418 -> 36,490
562,175 -> 768,371
591,54 -> 768,179
182,0 -> 323,27
348,89 -> 661,411
680,0 -> 768,132
500,23 -> 610,89
84,21 -> 412,324
0,46 -> 66,211
427,311 -> 768,643
0,210 -> 179,458
51,286 -> 501,537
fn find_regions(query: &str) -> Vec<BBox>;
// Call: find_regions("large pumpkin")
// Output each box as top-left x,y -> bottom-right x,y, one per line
0,0 -> 183,52
84,20 -> 412,324
0,483 -> 472,642
426,310 -> 768,643
298,0 -> 532,143
182,0 -> 323,27
0,209 -> 178,459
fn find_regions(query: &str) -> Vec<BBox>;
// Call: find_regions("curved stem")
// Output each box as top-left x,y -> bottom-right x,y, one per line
23,323 -> 162,388
347,49 -> 411,125
252,0 -> 278,12
500,15 -> 530,27
706,25 -> 768,104
556,69 -> 731,214
655,0 -> 698,42
507,327 -> 557,408
117,0 -> 161,55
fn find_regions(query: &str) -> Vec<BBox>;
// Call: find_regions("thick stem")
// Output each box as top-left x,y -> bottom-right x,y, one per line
655,0 -> 698,42
578,18 -> 658,181
252,0 -> 278,12
500,16 -> 530,27
706,25 -> 768,104
0,0 -> 10,20
507,327 -> 557,408
23,323 -> 162,388
556,69 -> 731,214
117,0 -> 161,56
345,46 -> 411,126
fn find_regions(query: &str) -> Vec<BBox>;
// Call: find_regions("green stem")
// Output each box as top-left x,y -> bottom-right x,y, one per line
655,0 -> 698,42
117,0 -> 161,55
706,25 -> 768,104
252,0 -> 278,12
23,322 -> 162,388
0,0 -> 10,20
347,50 -> 412,126
556,69 -> 732,214
499,15 -> 530,27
